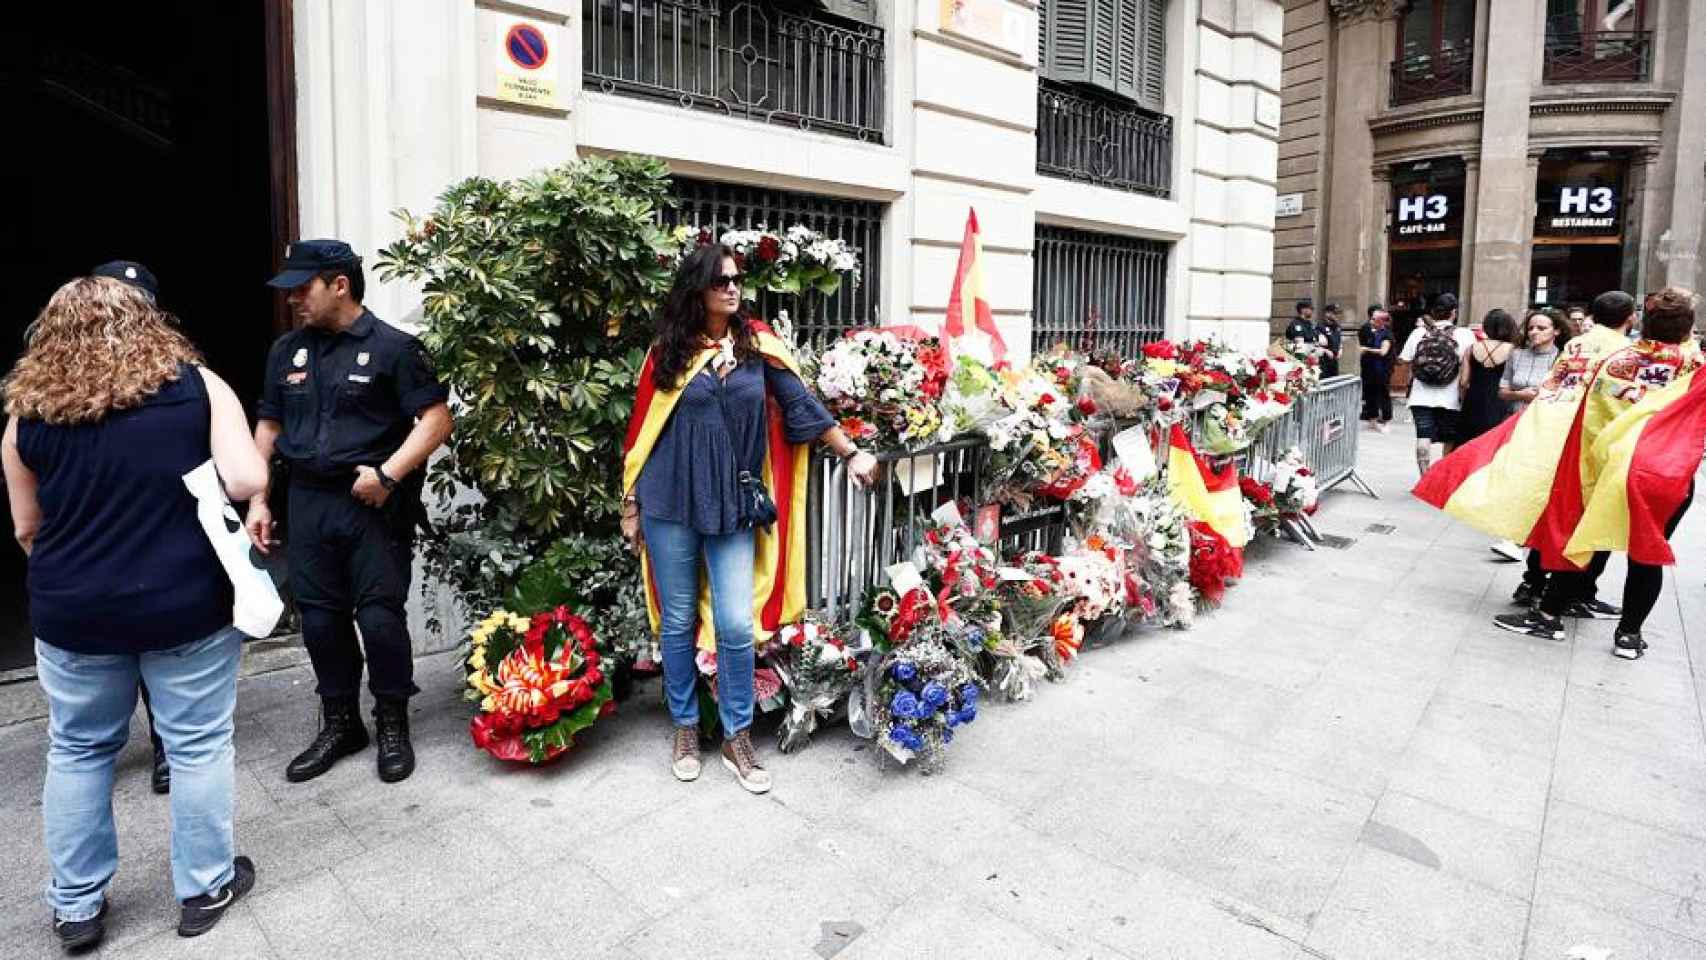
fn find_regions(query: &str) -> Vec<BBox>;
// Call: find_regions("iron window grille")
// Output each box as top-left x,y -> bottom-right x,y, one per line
1542,29 -> 1652,83
666,177 -> 884,344
1032,225 -> 1169,357
1036,80 -> 1172,197
583,0 -> 886,143
1388,42 -> 1474,106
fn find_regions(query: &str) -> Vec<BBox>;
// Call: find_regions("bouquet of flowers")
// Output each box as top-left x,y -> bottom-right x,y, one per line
873,628 -> 980,769
915,519 -> 1002,633
464,606 -> 615,764
1187,521 -> 1242,607
988,552 -> 1067,697
939,355 -> 1006,440
770,616 -> 865,753
856,584 -> 936,650
670,223 -> 860,299
1111,481 -> 1195,627
814,328 -> 949,451
1269,447 -> 1320,516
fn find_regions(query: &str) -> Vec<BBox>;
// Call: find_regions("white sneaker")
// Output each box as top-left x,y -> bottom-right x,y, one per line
1490,540 -> 1524,563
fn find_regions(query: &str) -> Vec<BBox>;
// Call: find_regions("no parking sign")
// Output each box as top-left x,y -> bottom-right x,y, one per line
494,18 -> 558,108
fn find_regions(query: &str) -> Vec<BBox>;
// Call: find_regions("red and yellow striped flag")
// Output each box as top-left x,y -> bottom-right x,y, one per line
621,319 -> 810,651
944,208 -> 1007,362
1166,424 -> 1250,550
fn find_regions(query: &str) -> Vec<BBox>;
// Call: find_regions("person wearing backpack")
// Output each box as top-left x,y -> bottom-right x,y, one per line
1397,292 -> 1475,476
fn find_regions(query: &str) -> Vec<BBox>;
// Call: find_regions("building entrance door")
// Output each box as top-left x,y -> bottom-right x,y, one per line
1530,149 -> 1629,315
0,3 -> 293,672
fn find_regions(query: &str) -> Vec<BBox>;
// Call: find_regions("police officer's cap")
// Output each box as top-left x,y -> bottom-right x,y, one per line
92,260 -> 159,301
267,239 -> 362,290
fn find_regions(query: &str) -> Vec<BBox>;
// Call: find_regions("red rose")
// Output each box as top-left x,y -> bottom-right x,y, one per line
1141,341 -> 1177,360
756,235 -> 782,263
1076,396 -> 1097,415
1040,393 -> 1057,407
1157,397 -> 1174,412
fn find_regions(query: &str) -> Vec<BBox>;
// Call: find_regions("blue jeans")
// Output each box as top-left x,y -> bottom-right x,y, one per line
36,627 -> 242,920
642,516 -> 756,737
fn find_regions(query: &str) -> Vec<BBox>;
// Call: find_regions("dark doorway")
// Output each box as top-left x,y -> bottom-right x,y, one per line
0,3 -> 289,671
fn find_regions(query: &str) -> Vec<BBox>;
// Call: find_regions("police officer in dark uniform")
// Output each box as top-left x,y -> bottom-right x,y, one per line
1283,298 -> 1318,349
246,240 -> 453,784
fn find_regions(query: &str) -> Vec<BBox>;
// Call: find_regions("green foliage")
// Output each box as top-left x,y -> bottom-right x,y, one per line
522,683 -> 613,763
375,155 -> 674,539
507,535 -> 652,663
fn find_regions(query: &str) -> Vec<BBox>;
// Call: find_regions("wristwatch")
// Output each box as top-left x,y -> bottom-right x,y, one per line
375,466 -> 398,492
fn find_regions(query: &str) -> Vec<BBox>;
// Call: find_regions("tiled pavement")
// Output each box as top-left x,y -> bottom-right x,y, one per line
2,414 -> 1704,959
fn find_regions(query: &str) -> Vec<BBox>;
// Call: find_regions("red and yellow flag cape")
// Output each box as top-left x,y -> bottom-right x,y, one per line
1166,424 -> 1251,551
1414,324 -> 1629,545
1417,333 -> 1705,569
621,320 -> 811,651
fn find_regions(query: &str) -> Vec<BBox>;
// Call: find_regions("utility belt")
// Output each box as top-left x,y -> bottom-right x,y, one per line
278,459 -> 432,538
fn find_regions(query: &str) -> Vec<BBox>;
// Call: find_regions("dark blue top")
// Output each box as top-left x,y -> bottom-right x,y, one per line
638,357 -> 834,535
257,310 -> 448,480
17,364 -> 232,654
1358,325 -> 1394,376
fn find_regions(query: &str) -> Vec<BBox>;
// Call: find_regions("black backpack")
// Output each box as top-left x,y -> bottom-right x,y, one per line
1411,325 -> 1462,386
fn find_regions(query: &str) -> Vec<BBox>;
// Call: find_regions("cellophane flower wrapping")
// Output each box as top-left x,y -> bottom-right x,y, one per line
770,616 -> 865,753
873,628 -> 980,771
464,606 -> 615,764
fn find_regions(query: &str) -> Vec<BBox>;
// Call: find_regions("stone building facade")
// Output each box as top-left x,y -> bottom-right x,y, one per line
1271,0 -> 1706,342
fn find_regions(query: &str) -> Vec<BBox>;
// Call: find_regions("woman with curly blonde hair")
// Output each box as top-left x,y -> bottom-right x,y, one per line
3,275 -> 268,949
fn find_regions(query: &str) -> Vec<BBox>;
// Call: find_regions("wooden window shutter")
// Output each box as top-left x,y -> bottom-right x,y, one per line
1091,0 -> 1119,89
1038,0 -> 1049,70
1140,0 -> 1166,111
1047,0 -> 1093,84
1113,0 -> 1141,98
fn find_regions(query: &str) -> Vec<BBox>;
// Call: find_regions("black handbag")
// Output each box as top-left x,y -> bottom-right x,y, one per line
713,365 -> 778,531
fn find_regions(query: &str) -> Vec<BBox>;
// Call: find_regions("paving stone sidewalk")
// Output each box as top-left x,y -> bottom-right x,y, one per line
2,416 -> 1705,959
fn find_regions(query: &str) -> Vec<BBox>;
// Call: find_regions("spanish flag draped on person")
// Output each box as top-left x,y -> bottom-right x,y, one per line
1415,291 -> 1705,572
622,318 -> 812,652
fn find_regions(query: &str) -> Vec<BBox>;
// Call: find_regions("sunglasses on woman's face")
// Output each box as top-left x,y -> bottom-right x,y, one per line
708,274 -> 744,291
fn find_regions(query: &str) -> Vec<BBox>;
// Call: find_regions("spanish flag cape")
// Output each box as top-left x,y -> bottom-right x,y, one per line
1166,424 -> 1251,553
621,320 -> 810,651
1417,334 -> 1705,569
1544,340 -> 1705,567
1413,323 -> 1629,545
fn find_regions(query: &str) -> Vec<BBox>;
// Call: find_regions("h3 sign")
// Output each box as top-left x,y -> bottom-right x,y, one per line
1395,194 -> 1451,236
1549,185 -> 1618,230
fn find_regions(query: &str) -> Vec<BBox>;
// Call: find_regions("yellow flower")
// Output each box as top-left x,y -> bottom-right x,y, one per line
468,652 -> 486,671
1146,358 -> 1181,377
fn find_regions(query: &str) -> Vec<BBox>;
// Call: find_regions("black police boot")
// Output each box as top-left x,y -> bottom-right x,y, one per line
373,699 -> 415,783
285,697 -> 369,783
150,734 -> 170,795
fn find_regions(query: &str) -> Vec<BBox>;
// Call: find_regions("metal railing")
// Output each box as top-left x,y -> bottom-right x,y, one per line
804,376 -> 1375,615
583,0 -> 886,142
1388,44 -> 1474,106
1036,82 -> 1173,198
1543,30 -> 1652,84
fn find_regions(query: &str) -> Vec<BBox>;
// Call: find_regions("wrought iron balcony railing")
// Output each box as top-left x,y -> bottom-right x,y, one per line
583,0 -> 885,142
1388,43 -> 1474,107
1036,83 -> 1172,198
1543,30 -> 1652,84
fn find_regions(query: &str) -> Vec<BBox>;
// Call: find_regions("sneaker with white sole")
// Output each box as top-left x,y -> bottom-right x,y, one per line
671,725 -> 701,782
1563,598 -> 1621,620
178,855 -> 254,938
1612,631 -> 1647,660
1493,610 -> 1566,642
721,729 -> 772,794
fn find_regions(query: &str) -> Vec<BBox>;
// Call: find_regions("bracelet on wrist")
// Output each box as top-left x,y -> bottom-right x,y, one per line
839,446 -> 860,462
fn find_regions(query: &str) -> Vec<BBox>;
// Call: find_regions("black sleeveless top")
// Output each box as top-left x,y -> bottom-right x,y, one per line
18,363 -> 232,654
1457,347 -> 1512,444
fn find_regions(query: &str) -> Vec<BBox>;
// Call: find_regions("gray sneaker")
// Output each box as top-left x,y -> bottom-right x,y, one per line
721,729 -> 772,794
671,725 -> 701,782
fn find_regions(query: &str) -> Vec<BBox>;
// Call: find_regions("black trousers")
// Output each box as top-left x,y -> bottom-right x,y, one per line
1361,366 -> 1392,422
1539,481 -> 1694,633
286,483 -> 419,702
1524,547 -> 1610,598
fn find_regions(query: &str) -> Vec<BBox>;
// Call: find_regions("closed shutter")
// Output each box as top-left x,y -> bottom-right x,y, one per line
1045,0 -> 1163,104
1140,0 -> 1165,111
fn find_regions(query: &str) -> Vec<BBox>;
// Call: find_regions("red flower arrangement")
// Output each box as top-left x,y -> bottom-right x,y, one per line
1187,521 -> 1243,606
465,606 -> 615,765
1240,476 -> 1276,510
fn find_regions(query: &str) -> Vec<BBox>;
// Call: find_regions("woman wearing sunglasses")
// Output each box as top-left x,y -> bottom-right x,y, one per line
621,244 -> 878,793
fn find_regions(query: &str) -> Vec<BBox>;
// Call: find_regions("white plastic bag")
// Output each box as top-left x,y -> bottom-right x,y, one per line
182,460 -> 284,639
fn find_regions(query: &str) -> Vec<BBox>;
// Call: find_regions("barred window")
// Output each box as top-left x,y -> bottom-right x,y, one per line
1032,224 -> 1168,356
667,177 -> 884,344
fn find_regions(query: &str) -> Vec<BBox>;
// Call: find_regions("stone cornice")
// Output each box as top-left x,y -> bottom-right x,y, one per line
1529,92 -> 1675,118
1329,0 -> 1406,22
1369,105 -> 1484,138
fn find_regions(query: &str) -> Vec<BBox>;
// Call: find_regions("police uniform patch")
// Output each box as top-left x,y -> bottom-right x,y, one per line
357,352 -> 370,367
286,371 -> 308,385
293,348 -> 308,368
348,373 -> 372,384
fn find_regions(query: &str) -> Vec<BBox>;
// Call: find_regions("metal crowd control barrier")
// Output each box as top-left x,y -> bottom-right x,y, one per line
802,377 -> 1376,618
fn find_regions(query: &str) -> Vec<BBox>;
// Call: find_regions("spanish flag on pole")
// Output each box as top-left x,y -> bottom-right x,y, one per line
944,208 -> 1008,362
622,319 -> 810,651
1166,424 -> 1251,551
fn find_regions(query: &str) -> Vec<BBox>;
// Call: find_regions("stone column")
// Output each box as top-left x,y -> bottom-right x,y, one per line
1626,147 -> 1661,297
1458,155 -> 1479,311
1322,3 -> 1387,314
1659,0 -> 1706,291
1369,163 -> 1392,314
1467,0 -> 1538,315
